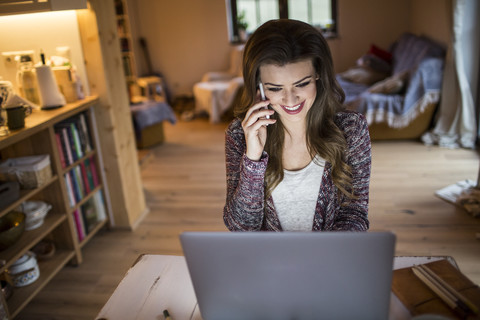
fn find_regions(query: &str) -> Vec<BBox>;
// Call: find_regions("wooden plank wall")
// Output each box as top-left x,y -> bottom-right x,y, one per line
76,0 -> 147,228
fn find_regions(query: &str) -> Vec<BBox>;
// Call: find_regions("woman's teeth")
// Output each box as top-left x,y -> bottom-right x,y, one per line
284,104 -> 301,111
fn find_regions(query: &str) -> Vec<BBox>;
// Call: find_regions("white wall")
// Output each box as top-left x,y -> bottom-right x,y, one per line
332,0 -> 451,72
131,0 -> 451,98
410,0 -> 451,45
330,0 -> 411,73
131,0 -> 231,97
0,10 -> 89,95
0,1 -> 452,100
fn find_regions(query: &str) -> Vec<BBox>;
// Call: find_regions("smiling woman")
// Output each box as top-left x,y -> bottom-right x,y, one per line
223,19 -> 372,232
259,61 -> 317,119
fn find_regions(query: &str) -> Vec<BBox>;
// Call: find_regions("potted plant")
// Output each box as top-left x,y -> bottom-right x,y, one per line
236,11 -> 249,42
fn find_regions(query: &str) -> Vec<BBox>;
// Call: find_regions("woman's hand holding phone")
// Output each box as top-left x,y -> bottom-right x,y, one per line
241,84 -> 276,161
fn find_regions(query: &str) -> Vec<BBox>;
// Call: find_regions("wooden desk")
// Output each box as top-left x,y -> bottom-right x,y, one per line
96,255 -> 453,320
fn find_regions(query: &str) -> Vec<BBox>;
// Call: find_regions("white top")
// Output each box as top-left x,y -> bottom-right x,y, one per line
272,155 -> 325,231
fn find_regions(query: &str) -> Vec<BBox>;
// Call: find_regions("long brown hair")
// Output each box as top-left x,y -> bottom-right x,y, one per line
235,19 -> 354,198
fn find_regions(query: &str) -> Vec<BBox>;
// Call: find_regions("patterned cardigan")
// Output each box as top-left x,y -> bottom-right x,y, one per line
223,110 -> 371,231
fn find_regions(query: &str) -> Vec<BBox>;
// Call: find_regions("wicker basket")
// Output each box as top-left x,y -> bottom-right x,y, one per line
0,155 -> 52,189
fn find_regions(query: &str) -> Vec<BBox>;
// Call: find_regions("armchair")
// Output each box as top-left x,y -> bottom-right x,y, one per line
193,45 -> 244,123
336,33 -> 446,139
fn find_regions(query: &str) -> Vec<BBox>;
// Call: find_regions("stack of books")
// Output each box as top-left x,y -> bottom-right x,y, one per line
54,111 -> 93,168
53,111 -> 107,243
72,191 -> 107,242
63,156 -> 99,207
392,259 -> 480,319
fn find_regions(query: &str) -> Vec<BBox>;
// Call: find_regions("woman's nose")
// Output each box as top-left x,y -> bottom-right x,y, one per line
282,89 -> 298,105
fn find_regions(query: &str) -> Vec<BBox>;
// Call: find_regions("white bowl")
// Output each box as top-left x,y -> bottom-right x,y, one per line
20,201 -> 52,231
25,209 -> 48,230
7,251 -> 40,287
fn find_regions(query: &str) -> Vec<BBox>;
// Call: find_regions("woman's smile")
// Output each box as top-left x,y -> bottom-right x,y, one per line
281,101 -> 305,114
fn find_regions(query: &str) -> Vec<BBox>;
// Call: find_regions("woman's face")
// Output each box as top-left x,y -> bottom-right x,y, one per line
259,59 -> 317,124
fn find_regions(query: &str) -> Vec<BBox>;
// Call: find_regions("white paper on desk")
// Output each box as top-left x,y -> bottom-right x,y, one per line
96,255 -> 200,320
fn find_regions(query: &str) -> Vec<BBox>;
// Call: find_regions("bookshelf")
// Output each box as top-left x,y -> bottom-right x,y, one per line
114,0 -> 137,100
0,96 -> 108,318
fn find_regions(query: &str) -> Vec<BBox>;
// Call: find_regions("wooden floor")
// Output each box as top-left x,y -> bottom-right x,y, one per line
17,118 -> 480,319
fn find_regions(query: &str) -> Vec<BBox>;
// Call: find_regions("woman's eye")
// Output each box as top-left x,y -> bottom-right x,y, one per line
267,87 -> 282,93
296,81 -> 311,88
265,81 -> 311,93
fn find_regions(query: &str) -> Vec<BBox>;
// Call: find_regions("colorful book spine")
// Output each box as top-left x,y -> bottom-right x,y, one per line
73,209 -> 86,242
79,112 -> 93,152
69,170 -> 82,203
60,127 -> 74,166
55,132 -> 66,168
80,162 -> 91,194
74,165 -> 85,197
63,124 -> 78,162
89,156 -> 99,187
64,174 -> 75,207
70,122 -> 83,159
81,198 -> 98,234
93,191 -> 107,222
84,158 -> 96,191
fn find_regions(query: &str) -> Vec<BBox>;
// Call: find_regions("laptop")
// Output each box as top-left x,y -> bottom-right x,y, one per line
180,231 -> 396,320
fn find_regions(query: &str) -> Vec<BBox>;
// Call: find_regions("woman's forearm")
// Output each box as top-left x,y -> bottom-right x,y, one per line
224,153 -> 268,231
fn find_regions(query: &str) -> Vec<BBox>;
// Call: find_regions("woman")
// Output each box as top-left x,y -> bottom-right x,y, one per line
224,19 -> 371,232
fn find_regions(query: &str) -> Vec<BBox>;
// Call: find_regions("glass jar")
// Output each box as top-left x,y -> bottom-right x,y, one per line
17,55 -> 40,105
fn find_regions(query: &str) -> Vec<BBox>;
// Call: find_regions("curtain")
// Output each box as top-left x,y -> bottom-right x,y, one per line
422,0 -> 480,149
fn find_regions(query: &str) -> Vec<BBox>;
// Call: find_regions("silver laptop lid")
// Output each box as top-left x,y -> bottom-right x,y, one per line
180,231 -> 396,320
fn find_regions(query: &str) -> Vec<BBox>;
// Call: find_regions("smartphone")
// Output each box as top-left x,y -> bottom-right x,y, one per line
258,82 -> 270,119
